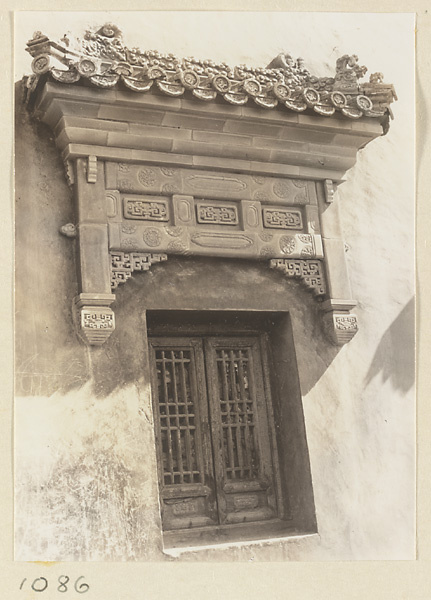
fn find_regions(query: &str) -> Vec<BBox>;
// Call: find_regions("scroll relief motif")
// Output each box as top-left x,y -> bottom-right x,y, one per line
124,197 -> 169,221
196,203 -> 239,225
263,208 -> 303,230
24,25 -> 396,126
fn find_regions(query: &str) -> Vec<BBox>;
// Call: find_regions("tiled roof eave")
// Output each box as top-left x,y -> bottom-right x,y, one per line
23,25 -> 397,129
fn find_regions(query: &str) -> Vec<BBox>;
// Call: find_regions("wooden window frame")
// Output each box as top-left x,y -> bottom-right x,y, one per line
147,310 -> 317,549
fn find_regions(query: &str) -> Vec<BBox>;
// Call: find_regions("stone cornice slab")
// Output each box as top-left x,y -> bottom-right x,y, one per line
33,82 -> 382,182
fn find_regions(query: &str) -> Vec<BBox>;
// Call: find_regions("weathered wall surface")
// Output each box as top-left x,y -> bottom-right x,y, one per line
14,13 -> 414,561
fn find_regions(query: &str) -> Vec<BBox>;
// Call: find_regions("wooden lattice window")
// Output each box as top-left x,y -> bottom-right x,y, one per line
149,334 -> 282,541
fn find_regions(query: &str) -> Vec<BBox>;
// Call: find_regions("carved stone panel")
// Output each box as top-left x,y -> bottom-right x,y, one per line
263,207 -> 303,230
196,202 -> 239,225
105,163 -> 312,206
124,196 -> 170,221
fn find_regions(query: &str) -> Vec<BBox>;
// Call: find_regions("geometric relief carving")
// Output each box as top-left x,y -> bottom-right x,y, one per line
263,207 -> 303,229
110,251 -> 168,289
322,312 -> 359,345
124,197 -> 169,221
270,258 -> 326,297
80,307 -> 115,345
196,203 -> 238,225
335,315 -> 358,330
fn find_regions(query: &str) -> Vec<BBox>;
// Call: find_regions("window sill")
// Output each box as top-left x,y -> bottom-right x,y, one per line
162,520 -> 319,557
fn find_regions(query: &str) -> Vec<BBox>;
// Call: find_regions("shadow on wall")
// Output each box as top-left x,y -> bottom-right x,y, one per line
365,297 -> 415,393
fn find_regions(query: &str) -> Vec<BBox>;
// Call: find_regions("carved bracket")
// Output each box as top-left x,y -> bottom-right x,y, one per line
270,259 -> 326,297
74,293 -> 116,346
111,252 -> 168,289
321,299 -> 358,345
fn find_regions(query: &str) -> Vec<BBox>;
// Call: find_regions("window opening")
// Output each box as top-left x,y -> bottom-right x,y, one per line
149,335 -> 278,533
147,310 -> 317,548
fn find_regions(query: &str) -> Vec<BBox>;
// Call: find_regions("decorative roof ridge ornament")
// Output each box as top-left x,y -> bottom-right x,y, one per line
24,23 -> 397,129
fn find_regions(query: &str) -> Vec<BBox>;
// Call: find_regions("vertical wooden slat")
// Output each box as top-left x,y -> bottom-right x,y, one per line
246,346 -> 264,477
236,350 -> 249,477
179,350 -> 194,481
160,351 -> 174,483
171,350 -> 184,483
232,351 -> 245,478
240,352 -> 254,476
223,351 -> 236,477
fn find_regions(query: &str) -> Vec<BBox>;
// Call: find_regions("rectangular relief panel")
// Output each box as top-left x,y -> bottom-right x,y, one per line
262,207 -> 303,230
105,162 -> 313,205
123,195 -> 170,222
196,202 -> 239,226
107,187 -> 324,261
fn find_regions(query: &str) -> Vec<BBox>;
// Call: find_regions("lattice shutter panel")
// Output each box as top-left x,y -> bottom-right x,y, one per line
205,337 -> 278,525
150,335 -> 278,531
149,338 -> 218,531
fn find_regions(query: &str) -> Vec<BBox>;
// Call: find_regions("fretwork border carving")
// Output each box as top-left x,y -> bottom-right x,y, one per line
270,258 -> 326,297
111,252 -> 168,289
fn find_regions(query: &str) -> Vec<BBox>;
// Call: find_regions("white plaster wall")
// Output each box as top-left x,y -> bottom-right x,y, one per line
14,12 -> 415,561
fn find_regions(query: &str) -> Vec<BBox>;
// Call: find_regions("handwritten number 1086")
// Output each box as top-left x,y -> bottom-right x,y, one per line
19,576 -> 89,593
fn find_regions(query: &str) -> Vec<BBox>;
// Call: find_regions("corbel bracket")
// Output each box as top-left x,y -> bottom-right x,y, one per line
74,293 -> 116,346
321,299 -> 358,345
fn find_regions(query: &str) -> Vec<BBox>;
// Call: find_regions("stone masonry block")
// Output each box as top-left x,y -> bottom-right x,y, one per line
279,126 -> 335,145
252,136 -> 310,152
192,130 -> 252,147
309,144 -> 358,159
78,224 -> 111,294
107,132 -> 173,153
180,97 -> 243,119
223,120 -> 283,138
44,81 -> 117,104
56,127 -> 109,152
249,161 -> 300,177
98,105 -> 166,125
321,238 -> 352,299
161,112 -> 226,132
298,165 -> 345,182
271,149 -> 355,171
64,144 -> 135,162
128,122 -> 192,140
318,199 -> 344,239
192,155 -> 252,172
241,105 -> 300,125
115,89 -> 182,111
56,115 -> 129,133
171,140 -> 271,162
298,113 -> 353,132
